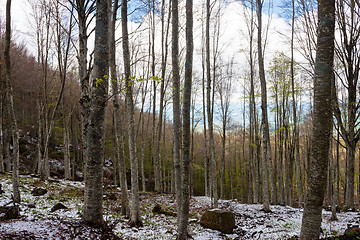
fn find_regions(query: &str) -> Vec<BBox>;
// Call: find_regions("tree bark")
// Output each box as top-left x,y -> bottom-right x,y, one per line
300,0 -> 335,238
82,0 -> 109,226
0,98 -> 4,173
4,0 -> 20,204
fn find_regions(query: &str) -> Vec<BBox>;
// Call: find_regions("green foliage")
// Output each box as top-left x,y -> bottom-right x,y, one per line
95,75 -> 108,88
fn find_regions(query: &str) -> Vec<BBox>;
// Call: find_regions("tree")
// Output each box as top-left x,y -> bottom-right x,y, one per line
121,0 -> 142,227
256,0 -> 271,212
290,0 -> 303,208
68,0 -> 95,177
217,60 -> 233,200
109,0 -> 129,217
177,0 -> 193,238
333,0 -> 360,211
206,0 -> 218,208
4,0 -> 20,204
82,0 -> 109,226
241,0 -> 260,203
300,0 -> 335,238
172,0 -> 182,229
53,0 -> 75,180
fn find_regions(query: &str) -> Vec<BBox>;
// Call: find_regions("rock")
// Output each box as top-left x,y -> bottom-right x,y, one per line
0,184 -> 4,194
31,187 -> 47,196
344,226 -> 360,237
104,192 -> 117,201
51,202 -> 67,212
152,204 -> 177,217
200,209 -> 235,234
0,206 -> 20,221
27,203 -> 36,208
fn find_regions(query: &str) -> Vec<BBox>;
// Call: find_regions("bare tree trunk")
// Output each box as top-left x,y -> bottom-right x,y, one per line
4,0 -> 20,204
172,0 -> 182,229
70,0 -> 95,179
201,32 -> 209,196
82,0 -> 109,226
229,137 -> 233,199
109,0 -> 129,217
336,130 -> 340,206
121,0 -> 141,227
64,118 -> 71,180
329,128 -> 337,221
177,0 -> 193,238
256,0 -> 270,212
0,99 -> 3,173
206,0 -> 218,208
141,142 -> 146,192
300,0 -> 335,238
54,1 -> 74,180
333,0 -> 360,211
291,0 -> 302,207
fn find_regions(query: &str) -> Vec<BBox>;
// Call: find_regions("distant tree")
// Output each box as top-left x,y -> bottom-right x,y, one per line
216,59 -> 233,200
300,0 -> 335,238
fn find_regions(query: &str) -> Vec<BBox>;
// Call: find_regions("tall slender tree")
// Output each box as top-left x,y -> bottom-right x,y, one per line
122,0 -> 142,227
172,0 -> 182,226
4,0 -> 20,204
68,0 -> 95,175
256,0 -> 271,212
300,0 -> 335,238
206,0 -> 218,208
109,0 -> 129,217
178,0 -> 193,238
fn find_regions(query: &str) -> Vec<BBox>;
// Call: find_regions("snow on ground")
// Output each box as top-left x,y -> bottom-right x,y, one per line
1,173 -> 359,239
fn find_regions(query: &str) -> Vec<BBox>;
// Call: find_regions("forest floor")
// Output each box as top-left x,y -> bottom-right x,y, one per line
0,173 -> 359,239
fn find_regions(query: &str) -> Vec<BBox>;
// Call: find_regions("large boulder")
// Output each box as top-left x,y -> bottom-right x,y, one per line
200,209 -> 235,234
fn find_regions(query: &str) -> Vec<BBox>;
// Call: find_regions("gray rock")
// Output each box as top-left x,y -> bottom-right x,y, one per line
31,187 -> 48,196
0,206 -> 20,221
200,209 -> 235,234
51,202 -> 67,212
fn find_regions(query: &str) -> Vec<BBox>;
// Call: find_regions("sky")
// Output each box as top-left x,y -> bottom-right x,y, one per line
0,0 -> 311,127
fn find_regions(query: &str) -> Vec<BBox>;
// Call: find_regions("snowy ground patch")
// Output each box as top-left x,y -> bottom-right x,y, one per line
1,173 -> 359,239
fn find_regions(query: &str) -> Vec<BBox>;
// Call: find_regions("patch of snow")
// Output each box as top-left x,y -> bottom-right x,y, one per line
1,174 -> 359,239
